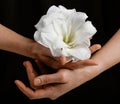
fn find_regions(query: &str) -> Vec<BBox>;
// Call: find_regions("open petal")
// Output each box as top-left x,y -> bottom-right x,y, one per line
67,47 -> 91,60
72,21 -> 97,45
47,5 -> 59,15
34,5 -> 97,61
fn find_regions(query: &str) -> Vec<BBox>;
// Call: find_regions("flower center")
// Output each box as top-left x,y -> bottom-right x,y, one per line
63,33 -> 74,48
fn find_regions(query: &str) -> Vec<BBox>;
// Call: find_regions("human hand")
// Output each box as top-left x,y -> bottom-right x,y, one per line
14,43 -> 101,100
15,60 -> 100,100
31,42 -> 65,69
35,43 -> 101,71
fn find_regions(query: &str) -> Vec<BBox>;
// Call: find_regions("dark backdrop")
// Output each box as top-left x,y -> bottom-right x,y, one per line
0,0 -> 120,103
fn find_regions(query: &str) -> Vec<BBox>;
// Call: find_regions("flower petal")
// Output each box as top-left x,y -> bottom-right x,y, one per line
65,47 -> 91,60
72,21 -> 96,45
34,5 -> 97,61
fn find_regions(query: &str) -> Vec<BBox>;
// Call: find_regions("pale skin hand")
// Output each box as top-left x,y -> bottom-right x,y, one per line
0,24 -> 100,69
15,60 -> 100,100
0,24 -> 63,69
35,43 -> 102,71
14,43 -> 101,100
0,23 -> 101,71
14,29 -> 120,100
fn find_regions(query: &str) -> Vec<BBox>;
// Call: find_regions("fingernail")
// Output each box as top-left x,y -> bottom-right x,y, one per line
34,78 -> 41,86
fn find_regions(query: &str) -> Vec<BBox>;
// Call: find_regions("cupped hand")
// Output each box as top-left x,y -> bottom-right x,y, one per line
14,44 -> 101,100
15,60 -> 100,100
35,43 -> 101,71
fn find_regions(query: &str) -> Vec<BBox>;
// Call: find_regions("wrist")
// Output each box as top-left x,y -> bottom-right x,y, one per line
30,41 -> 43,59
78,63 -> 103,83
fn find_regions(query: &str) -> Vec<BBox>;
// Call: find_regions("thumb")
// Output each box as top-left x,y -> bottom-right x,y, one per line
34,71 -> 65,86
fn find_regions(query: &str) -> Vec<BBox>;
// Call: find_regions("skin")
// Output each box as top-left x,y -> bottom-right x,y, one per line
0,24 -> 63,69
0,24 -> 100,69
0,24 -> 101,99
15,29 -> 120,100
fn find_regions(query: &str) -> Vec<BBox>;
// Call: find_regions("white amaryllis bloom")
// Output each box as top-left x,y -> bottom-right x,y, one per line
34,5 -> 97,62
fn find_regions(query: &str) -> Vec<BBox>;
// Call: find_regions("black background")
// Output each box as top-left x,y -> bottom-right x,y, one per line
0,0 -> 120,103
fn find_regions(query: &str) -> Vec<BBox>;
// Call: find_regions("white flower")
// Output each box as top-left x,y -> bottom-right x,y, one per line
34,5 -> 97,62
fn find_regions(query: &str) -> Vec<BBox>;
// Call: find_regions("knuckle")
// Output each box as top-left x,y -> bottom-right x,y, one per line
58,70 -> 69,82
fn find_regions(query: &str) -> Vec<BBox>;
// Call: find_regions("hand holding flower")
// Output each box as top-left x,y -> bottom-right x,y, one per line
34,5 -> 97,62
14,5 -> 101,100
35,43 -> 101,71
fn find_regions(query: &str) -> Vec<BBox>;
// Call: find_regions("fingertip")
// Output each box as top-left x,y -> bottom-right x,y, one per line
96,44 -> 102,49
60,55 -> 67,65
15,79 -> 21,83
14,79 -> 19,84
14,80 -> 22,87
14,80 -> 17,85
14,80 -> 26,89
23,61 -> 28,66
34,78 -> 41,86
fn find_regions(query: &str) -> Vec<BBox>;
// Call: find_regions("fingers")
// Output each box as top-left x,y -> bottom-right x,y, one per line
34,70 -> 66,86
14,80 -> 47,100
41,44 -> 101,70
35,60 -> 56,74
14,80 -> 35,99
23,61 -> 38,78
35,60 -> 48,74
23,61 -> 38,89
63,59 -> 97,70
40,54 -> 67,70
90,44 -> 101,53
14,80 -> 59,100
56,55 -> 67,65
40,56 -> 61,70
60,44 -> 101,70
76,59 -> 97,66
